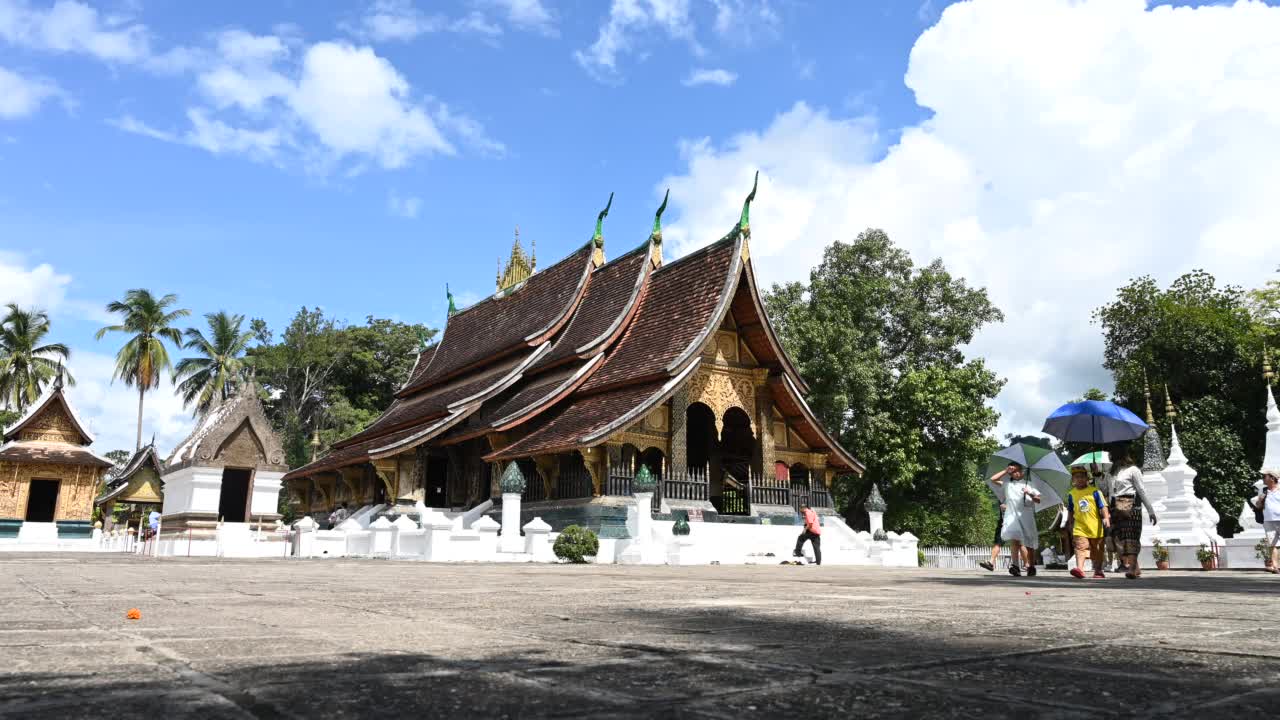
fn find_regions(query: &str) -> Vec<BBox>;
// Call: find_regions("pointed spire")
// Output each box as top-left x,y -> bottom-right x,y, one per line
650,188 -> 669,243
1164,384 -> 1176,420
1143,369 -> 1155,425
530,235 -> 536,272
592,192 -> 614,249
1267,382 -> 1279,429
1266,345 -> 1274,383
1167,424 -> 1187,467
737,170 -> 759,236
446,284 -> 457,317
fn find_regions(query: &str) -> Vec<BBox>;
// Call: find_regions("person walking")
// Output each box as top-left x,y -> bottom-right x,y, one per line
1251,471 -> 1280,574
1099,447 -> 1156,580
979,487 -> 1005,572
793,503 -> 822,565
1066,466 -> 1110,579
991,462 -> 1041,576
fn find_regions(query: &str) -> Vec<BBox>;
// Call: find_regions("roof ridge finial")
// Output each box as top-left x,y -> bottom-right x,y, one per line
738,170 -> 758,236
1143,369 -> 1154,425
592,192 -> 614,249
53,360 -> 64,390
446,283 -> 457,317
651,188 -> 669,243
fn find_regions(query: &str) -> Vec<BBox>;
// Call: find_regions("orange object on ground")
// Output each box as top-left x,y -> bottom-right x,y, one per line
126,608 -> 141,620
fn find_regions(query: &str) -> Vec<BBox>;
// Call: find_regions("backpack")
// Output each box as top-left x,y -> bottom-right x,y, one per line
1255,489 -> 1268,525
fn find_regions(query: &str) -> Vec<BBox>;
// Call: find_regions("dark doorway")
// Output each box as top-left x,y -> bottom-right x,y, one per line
25,479 -> 59,522
720,407 -> 754,482
426,454 -> 448,507
218,468 -> 252,523
686,402 -> 717,472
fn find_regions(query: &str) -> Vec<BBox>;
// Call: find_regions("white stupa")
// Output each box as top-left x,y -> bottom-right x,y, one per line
1222,365 -> 1279,567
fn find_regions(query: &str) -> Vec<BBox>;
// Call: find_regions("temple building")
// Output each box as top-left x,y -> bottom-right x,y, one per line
95,440 -> 165,531
0,370 -> 112,544
284,177 -> 863,534
156,382 -> 289,556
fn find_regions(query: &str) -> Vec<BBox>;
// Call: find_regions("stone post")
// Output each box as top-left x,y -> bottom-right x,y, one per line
621,466 -> 660,565
473,515 -> 500,559
369,516 -> 394,555
423,511 -> 454,562
523,517 -> 553,561
498,462 -> 526,553
865,483 -> 887,539
293,515 -> 317,558
391,514 -> 417,557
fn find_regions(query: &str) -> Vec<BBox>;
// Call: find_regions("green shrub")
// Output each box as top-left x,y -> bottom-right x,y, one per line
917,549 -> 926,567
553,525 -> 599,564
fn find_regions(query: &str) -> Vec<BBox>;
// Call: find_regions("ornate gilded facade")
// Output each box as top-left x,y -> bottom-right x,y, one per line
0,372 -> 111,537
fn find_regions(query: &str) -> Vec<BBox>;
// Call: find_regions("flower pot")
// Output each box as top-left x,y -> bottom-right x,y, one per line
1200,559 -> 1214,571
1155,560 -> 1169,570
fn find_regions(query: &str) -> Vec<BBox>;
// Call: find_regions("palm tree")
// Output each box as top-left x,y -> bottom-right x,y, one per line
175,311 -> 254,415
96,289 -> 189,450
0,304 -> 73,411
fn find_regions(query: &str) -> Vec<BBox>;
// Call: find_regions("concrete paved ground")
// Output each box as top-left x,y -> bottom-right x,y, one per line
2,555 -> 1278,719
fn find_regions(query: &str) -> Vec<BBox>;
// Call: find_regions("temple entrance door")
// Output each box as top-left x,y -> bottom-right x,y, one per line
426,454 -> 448,507
25,479 -> 59,522
718,407 -> 753,515
686,402 -> 718,482
218,468 -> 251,523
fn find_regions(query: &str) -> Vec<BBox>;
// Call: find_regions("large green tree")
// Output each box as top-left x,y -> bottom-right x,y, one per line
248,309 -> 437,468
1095,270 -> 1274,535
0,304 -> 73,411
95,289 -> 189,450
764,229 -> 1006,545
174,311 -> 254,415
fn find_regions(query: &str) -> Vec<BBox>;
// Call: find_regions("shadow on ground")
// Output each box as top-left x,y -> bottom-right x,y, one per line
3,602 -> 1277,719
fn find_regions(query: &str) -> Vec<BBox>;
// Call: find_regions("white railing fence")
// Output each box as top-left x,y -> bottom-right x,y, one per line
922,545 -> 1012,570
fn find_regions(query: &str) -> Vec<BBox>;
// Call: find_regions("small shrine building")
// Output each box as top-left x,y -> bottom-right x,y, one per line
0,371 -> 112,542
159,382 -> 288,540
95,441 -> 165,531
284,177 -> 863,532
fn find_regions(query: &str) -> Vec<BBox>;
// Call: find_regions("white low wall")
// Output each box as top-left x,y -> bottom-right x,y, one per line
286,501 -> 919,567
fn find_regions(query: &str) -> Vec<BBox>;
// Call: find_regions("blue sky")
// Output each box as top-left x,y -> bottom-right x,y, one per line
3,0 -> 1280,453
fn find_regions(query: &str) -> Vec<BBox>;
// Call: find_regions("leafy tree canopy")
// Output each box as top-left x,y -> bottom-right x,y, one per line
765,229 -> 1005,545
248,309 -> 437,468
1095,269 -> 1276,535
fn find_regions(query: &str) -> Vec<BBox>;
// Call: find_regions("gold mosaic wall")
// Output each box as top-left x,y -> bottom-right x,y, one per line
17,403 -> 83,444
0,460 -> 101,521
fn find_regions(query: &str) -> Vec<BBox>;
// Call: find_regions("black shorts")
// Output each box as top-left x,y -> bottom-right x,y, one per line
993,510 -> 1004,546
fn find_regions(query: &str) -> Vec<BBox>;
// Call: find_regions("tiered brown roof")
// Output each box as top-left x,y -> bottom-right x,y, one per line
400,243 -> 593,393
287,200 -> 861,481
0,373 -> 112,469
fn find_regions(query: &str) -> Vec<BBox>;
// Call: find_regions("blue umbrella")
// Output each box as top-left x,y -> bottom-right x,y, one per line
1041,400 -> 1148,445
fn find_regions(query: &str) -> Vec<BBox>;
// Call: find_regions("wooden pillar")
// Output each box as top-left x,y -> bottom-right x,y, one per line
670,388 -> 689,473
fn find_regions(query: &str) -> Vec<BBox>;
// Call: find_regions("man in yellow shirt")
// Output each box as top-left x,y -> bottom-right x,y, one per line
1067,466 -> 1111,579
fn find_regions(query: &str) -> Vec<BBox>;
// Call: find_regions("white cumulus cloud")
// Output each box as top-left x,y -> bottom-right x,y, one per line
682,67 -> 737,87
0,65 -> 64,118
660,0 -> 1280,438
0,0 -> 150,63
112,32 -> 500,173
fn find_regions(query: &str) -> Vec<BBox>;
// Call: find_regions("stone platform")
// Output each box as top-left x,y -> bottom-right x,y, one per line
2,554 -> 1278,718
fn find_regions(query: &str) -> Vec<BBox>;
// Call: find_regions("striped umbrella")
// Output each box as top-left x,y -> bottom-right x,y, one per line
985,442 -> 1068,508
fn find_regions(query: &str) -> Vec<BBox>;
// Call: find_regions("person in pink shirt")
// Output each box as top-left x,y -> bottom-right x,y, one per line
792,503 -> 822,565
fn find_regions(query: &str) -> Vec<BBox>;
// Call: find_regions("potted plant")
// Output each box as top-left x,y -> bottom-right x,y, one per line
1151,540 -> 1170,570
1195,544 -> 1216,570
1256,538 -> 1273,569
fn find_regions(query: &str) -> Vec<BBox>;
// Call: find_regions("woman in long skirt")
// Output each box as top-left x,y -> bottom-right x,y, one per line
1102,446 -> 1157,579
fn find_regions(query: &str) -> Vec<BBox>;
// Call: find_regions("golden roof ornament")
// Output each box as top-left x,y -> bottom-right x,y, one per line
1164,383 -> 1176,420
497,226 -> 534,292
1143,369 -> 1155,425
